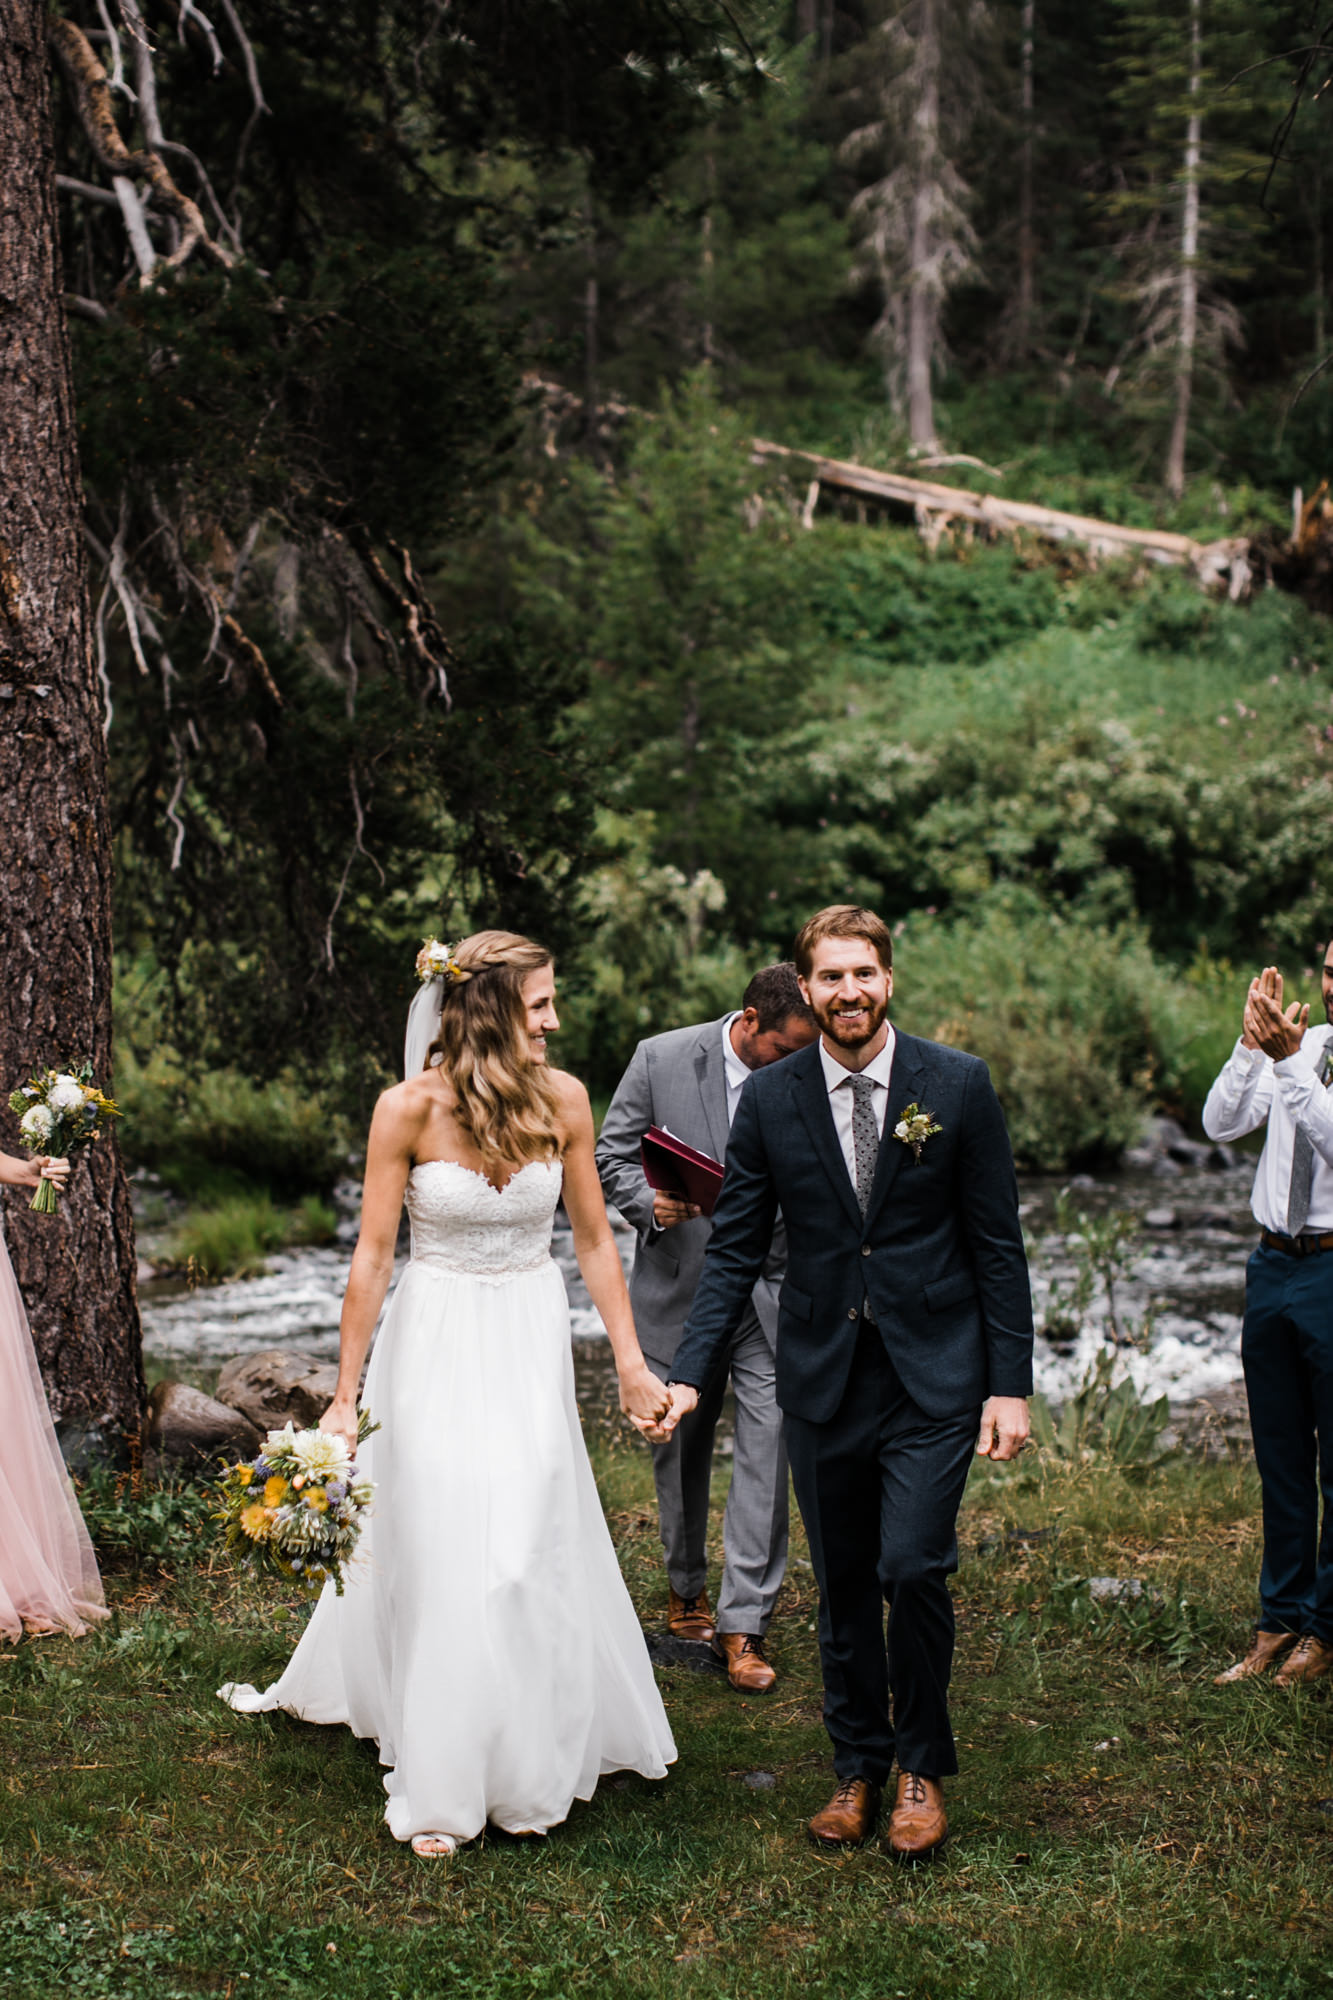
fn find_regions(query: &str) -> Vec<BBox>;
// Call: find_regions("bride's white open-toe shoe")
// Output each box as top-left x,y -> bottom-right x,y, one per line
410,1832 -> 459,1858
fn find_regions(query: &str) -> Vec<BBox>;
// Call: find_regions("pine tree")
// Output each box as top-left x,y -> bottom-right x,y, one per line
838,0 -> 996,447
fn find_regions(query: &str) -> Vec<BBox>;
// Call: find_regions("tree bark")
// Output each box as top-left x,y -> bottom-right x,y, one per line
0,1 -> 144,1458
1165,0 -> 1202,502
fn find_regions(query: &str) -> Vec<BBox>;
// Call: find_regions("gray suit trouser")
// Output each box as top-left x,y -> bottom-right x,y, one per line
642,1304 -> 789,1635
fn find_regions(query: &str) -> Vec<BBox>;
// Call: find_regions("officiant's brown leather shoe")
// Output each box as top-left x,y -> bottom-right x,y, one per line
1274,1635 -> 1333,1688
668,1586 -> 715,1644
886,1772 -> 948,1861
808,1777 -> 880,1848
1213,1628 -> 1297,1684
712,1632 -> 776,1693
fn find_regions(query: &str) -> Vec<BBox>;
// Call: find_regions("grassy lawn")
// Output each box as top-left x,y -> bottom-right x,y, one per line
2,1417 -> 1331,1999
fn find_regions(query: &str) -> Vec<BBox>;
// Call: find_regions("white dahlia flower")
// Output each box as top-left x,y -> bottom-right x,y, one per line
20,1104 -> 54,1144
47,1075 -> 86,1115
290,1429 -> 352,1481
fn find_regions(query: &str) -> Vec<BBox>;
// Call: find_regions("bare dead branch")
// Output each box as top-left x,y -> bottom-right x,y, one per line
322,764 -> 384,971
176,0 -> 226,73
55,173 -> 120,207
347,525 -> 456,705
65,293 -> 111,323
210,0 -> 269,207
47,15 -> 235,274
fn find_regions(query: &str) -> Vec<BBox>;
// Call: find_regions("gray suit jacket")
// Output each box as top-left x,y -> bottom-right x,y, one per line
595,1018 -> 785,1368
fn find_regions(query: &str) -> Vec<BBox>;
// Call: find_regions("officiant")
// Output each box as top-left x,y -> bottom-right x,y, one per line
596,965 -> 817,1690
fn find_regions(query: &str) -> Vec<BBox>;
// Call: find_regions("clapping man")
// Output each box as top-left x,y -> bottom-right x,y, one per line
659,906 -> 1033,1860
596,964 -> 816,1691
1204,950 -> 1333,1688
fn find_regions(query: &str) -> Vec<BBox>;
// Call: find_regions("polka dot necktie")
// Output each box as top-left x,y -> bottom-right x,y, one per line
849,1075 -> 881,1217
1285,1042 -> 1333,1236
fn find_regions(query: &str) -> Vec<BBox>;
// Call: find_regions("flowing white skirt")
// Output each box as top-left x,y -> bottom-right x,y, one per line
220,1257 -> 675,1842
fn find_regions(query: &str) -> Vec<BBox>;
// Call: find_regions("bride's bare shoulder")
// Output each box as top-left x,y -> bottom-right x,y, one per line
546,1066 -> 592,1134
371,1072 -> 452,1138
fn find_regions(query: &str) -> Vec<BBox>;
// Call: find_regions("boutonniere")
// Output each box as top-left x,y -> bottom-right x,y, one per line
894,1104 -> 942,1163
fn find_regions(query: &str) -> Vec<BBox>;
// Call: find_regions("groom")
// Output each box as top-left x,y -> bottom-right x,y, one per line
661,904 -> 1033,1859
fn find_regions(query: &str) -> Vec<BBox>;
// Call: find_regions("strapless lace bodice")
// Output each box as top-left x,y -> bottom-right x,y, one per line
405,1159 -> 562,1281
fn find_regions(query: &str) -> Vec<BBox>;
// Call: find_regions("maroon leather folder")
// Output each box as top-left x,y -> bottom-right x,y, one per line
640,1125 -> 725,1217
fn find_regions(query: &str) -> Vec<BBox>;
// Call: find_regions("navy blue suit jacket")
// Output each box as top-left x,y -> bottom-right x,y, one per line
670,1031 -> 1034,1424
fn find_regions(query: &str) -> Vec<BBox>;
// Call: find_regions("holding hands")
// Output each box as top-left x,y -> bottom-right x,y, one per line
1244,966 -> 1308,1062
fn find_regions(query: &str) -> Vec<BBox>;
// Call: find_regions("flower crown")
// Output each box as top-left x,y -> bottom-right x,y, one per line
415,937 -> 470,987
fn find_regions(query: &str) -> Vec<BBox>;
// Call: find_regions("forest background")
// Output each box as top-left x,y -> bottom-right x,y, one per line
35,0 -> 1333,1250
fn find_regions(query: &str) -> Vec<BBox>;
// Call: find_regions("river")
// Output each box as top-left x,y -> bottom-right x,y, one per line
140,1160 -> 1256,1407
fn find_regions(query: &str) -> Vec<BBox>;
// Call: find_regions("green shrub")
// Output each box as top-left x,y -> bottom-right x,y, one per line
115,1043 -> 357,1198
76,1466 -> 215,1572
890,894 -> 1191,1167
164,1193 -> 289,1280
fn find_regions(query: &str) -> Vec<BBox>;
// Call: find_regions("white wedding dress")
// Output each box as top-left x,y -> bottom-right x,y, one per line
220,1159 -> 676,1843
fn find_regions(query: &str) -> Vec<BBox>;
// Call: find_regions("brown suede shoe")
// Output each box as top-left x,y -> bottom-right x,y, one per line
1274,1634 -> 1333,1688
668,1586 -> 715,1644
1213,1628 -> 1298,1685
886,1772 -> 948,1862
712,1632 -> 776,1693
808,1776 -> 880,1848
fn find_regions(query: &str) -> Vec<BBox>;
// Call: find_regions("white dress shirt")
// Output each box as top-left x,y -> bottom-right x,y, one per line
721,1013 -> 750,1128
1202,1025 -> 1333,1232
819,1025 -> 897,1190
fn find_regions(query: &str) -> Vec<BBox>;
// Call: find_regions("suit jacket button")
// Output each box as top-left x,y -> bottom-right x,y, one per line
847,1307 -> 858,1320
861,1245 -> 871,1256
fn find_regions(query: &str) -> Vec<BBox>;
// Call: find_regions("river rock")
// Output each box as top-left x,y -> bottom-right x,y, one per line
215,1347 -> 341,1434
1143,1207 -> 1179,1230
145,1380 -> 260,1470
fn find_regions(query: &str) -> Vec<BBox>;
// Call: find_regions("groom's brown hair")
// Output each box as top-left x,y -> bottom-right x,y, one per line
792,904 -> 894,979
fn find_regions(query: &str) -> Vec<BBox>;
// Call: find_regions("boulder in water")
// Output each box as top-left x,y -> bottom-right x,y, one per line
215,1347 -> 341,1435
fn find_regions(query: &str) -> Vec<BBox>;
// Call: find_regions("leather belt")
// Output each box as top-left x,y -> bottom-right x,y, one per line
1260,1228 -> 1333,1258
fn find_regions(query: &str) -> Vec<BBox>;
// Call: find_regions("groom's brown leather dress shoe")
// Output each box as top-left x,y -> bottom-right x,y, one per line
1274,1635 -> 1333,1688
712,1632 -> 776,1693
886,1772 -> 948,1861
1213,1628 -> 1297,1684
808,1777 -> 880,1848
668,1587 -> 715,1644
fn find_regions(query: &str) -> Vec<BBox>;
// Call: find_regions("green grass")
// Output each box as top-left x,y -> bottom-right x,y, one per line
161,1192 -> 338,1282
2,1427 -> 1331,1998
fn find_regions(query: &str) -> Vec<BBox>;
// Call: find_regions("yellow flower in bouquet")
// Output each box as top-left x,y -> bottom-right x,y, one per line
239,1503 -> 272,1541
263,1475 -> 289,1508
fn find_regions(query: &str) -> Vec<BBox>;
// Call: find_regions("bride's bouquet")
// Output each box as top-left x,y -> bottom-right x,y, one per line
8,1060 -> 121,1212
216,1412 -> 378,1596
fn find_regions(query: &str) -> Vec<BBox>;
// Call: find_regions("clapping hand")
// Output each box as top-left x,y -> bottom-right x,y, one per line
1244,966 -> 1308,1062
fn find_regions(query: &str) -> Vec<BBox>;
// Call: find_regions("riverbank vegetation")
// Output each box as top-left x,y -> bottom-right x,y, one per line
1,1427 -> 1326,1999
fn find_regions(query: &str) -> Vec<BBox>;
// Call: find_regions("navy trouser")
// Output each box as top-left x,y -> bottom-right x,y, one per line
784,1320 -> 979,1783
1242,1242 -> 1333,1642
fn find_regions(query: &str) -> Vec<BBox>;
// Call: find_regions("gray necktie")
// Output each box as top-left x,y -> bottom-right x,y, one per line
849,1075 -> 880,1217
1285,1043 -> 1333,1235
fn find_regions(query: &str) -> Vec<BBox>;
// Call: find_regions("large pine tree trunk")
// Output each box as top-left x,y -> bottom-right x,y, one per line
0,1 -> 144,1459
1165,0 -> 1202,502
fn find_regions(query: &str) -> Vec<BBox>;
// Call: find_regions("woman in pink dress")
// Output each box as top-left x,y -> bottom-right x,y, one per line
0,1151 -> 106,1640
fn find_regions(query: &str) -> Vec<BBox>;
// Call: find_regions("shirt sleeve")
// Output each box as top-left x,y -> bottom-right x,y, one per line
1273,1046 -> 1333,1167
1201,1038 -> 1273,1142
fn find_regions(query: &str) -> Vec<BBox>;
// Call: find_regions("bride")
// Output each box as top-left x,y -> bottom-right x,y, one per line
221,931 -> 677,1853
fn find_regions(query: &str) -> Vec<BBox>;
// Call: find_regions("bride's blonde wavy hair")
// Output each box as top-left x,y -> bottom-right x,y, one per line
427,930 -> 562,1170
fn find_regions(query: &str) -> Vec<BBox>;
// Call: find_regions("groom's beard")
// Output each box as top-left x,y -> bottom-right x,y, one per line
812,991 -> 888,1052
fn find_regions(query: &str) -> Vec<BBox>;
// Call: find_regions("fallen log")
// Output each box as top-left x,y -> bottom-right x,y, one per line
750,438 -> 1255,601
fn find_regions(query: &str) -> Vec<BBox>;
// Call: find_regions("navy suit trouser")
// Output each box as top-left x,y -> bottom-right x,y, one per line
1242,1242 -> 1333,1642
784,1318 -> 980,1783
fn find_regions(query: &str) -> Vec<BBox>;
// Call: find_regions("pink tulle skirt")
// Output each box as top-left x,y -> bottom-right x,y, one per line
0,1229 -> 106,1640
